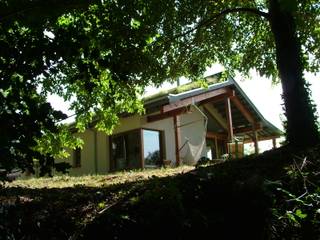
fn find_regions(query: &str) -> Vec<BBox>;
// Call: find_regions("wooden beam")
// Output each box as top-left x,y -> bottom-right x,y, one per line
253,130 -> 259,154
225,97 -> 234,141
230,95 -> 255,124
244,135 -> 280,144
214,137 -> 219,159
162,87 -> 232,113
147,107 -> 188,123
198,92 -> 234,106
140,129 -> 144,168
233,122 -> 262,134
206,131 -> 228,140
272,138 -> 277,149
203,104 -> 228,130
173,115 -> 181,166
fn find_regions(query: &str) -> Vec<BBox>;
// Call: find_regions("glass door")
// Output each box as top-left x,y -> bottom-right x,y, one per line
143,129 -> 162,168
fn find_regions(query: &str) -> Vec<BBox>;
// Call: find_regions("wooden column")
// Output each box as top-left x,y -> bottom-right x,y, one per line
140,129 -> 144,168
214,137 -> 219,159
173,115 -> 181,166
94,129 -> 98,174
225,97 -> 234,142
253,130 -> 259,155
272,138 -> 277,149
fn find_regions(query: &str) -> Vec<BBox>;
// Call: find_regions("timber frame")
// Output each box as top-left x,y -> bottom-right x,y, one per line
145,75 -> 282,161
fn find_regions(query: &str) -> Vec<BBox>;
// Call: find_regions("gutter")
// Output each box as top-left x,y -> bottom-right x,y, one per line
143,95 -> 169,105
168,80 -> 234,103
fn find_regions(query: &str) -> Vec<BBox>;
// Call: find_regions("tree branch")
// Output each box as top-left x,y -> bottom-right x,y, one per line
174,7 -> 269,40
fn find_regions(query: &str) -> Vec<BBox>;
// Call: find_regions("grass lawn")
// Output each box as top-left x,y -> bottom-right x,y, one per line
1,146 -> 319,240
7,166 -> 194,188
1,166 -> 194,240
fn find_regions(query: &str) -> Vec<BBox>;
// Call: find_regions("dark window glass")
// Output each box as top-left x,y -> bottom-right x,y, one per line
111,130 -> 141,171
73,147 -> 81,168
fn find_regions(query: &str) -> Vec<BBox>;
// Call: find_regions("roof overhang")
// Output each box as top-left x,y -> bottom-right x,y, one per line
146,77 -> 283,142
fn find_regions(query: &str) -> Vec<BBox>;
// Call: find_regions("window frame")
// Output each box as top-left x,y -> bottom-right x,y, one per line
142,128 -> 164,168
110,128 -> 165,171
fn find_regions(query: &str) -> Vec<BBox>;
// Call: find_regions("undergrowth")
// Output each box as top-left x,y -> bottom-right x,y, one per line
267,146 -> 320,239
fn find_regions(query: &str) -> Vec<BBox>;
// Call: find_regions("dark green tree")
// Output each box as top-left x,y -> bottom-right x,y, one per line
0,0 -> 319,175
145,0 -> 320,148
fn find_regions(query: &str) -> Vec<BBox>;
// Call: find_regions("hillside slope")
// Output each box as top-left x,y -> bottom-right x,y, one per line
1,146 -> 319,240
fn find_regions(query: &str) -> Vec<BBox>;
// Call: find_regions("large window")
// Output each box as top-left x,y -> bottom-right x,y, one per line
143,129 -> 162,168
111,129 -> 163,171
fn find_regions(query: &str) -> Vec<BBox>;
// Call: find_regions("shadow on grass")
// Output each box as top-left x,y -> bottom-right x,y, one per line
1,146 -> 292,240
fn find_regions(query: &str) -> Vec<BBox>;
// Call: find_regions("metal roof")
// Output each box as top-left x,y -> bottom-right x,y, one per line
144,76 -> 283,142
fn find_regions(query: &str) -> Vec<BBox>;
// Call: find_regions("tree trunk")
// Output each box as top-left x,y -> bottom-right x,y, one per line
269,0 -> 319,148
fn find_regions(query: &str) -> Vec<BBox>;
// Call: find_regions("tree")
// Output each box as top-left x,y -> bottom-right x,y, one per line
145,0 -> 320,148
0,0 -> 319,175
0,0 -> 163,175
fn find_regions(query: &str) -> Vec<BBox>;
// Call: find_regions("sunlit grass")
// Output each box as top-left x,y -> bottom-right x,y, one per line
7,166 -> 194,189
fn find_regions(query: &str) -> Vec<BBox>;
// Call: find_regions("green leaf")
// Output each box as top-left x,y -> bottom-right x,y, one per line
286,211 -> 298,223
130,18 -> 141,29
295,209 -> 307,219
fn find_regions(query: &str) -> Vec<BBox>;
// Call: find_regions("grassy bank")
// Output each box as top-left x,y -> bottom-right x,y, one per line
1,146 -> 319,239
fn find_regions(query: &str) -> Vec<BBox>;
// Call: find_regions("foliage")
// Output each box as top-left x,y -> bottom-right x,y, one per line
144,150 -> 161,166
267,146 -> 320,239
0,0 -> 153,175
145,0 -> 320,147
1,0 -> 320,176
195,156 -> 213,168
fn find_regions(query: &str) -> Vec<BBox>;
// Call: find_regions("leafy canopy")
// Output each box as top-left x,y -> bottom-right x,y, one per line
0,0 -> 319,174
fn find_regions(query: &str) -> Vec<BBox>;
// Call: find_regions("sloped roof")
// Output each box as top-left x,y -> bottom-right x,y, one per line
144,74 -> 282,142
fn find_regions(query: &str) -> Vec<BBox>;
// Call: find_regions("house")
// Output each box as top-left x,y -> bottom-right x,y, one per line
59,75 -> 282,175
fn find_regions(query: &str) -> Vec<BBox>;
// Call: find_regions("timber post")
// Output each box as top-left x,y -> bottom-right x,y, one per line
173,115 -> 181,166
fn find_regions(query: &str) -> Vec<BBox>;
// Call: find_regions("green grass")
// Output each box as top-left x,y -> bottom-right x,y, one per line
2,146 -> 319,240
1,165 -> 195,240
7,166 -> 194,189
143,75 -> 220,102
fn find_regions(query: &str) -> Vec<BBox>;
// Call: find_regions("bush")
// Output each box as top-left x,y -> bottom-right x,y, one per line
267,146 -> 320,239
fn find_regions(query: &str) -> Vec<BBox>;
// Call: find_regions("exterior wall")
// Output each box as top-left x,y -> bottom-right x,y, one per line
58,115 -> 147,175
57,108 -> 207,175
57,129 -> 110,176
96,131 -> 110,173
113,115 -> 144,135
69,130 -> 95,176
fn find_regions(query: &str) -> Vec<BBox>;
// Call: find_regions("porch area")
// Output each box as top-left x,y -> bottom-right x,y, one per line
147,79 -> 282,164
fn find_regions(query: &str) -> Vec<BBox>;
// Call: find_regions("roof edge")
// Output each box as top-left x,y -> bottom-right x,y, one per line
228,78 -> 283,135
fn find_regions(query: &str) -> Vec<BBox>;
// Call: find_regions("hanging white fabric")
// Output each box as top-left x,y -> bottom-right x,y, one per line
179,105 -> 208,165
